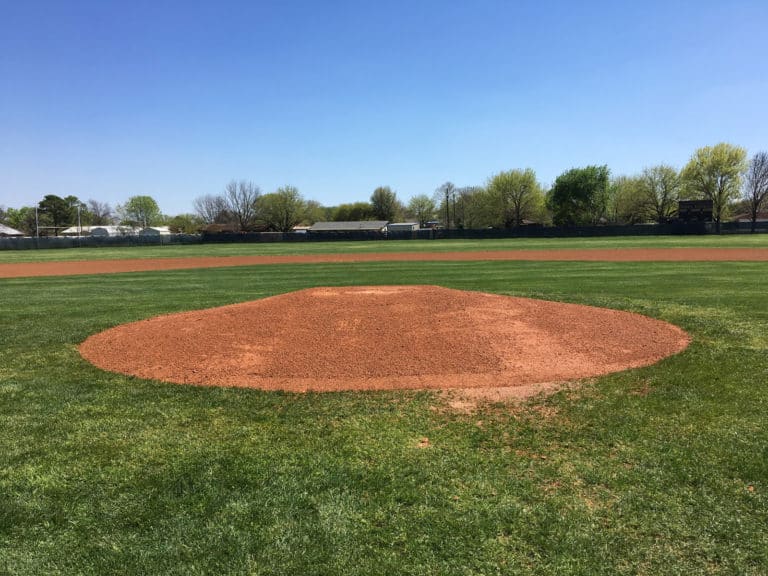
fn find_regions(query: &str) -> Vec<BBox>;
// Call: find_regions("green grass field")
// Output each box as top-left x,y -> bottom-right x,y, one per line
1,233 -> 767,263
1,245 -> 767,574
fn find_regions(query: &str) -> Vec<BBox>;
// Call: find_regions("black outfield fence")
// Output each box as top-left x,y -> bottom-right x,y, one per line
1,221 -> 766,250
0,234 -> 202,251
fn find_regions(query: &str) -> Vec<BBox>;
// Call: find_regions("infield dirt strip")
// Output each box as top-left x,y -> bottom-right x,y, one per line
1,246 -> 768,278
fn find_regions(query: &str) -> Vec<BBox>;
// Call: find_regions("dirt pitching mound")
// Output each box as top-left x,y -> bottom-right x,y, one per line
79,286 -> 690,394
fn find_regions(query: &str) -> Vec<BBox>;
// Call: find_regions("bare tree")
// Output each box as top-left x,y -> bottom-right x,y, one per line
193,194 -> 230,224
743,152 -> 768,233
224,180 -> 261,231
435,182 -> 455,228
87,199 -> 114,225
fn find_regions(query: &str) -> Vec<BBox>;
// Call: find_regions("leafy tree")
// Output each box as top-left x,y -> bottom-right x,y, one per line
548,165 -> 610,226
743,151 -> 768,233
224,180 -> 261,231
487,168 -> 545,228
167,213 -> 204,234
118,195 -> 162,227
370,186 -> 401,221
4,207 -> 37,235
38,195 -> 82,234
332,202 -> 374,221
638,165 -> 681,223
193,194 -> 231,224
258,186 -> 307,232
406,194 -> 436,226
607,176 -> 647,224
303,200 -> 327,225
681,143 -> 747,233
461,187 -> 495,228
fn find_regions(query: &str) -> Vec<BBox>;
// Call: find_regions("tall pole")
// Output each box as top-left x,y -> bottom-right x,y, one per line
445,189 -> 450,230
35,206 -> 39,238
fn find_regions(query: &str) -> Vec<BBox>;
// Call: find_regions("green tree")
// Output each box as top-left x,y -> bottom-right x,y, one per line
333,202 -> 374,221
167,213 -> 204,234
258,186 -> 307,232
303,200 -> 327,225
742,151 -> 768,233
638,165 -> 681,223
406,194 -> 436,226
607,176 -> 648,224
681,143 -> 747,233
486,168 -> 545,228
370,186 -> 401,221
4,207 -> 37,235
548,165 -> 610,226
38,195 -> 82,234
118,195 -> 162,227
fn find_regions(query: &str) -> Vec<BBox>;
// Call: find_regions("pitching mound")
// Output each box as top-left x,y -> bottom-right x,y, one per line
79,286 -> 689,394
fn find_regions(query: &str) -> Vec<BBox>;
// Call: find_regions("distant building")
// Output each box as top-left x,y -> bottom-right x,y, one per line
91,226 -> 139,237
386,222 -> 420,232
139,226 -> 172,236
0,223 -> 24,237
309,221 -> 389,233
733,212 -> 768,223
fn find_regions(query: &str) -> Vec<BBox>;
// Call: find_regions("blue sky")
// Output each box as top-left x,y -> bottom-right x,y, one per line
1,0 -> 767,215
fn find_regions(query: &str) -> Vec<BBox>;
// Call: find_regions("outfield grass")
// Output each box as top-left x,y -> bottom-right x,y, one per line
1,260 -> 767,575
0,233 -> 767,263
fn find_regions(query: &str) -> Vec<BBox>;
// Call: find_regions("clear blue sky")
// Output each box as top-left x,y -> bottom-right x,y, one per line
2,0 -> 767,215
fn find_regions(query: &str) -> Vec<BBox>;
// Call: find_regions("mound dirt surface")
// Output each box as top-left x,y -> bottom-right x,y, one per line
79,286 -> 690,394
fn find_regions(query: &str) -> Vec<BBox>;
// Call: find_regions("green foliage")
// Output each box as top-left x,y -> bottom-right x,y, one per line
370,186 -> 401,221
639,164 -> 681,223
38,195 -> 83,233
682,143 -> 748,231
3,207 -> 36,235
258,186 -> 307,232
486,168 -> 545,228
332,202 -> 374,221
303,200 -> 328,225
166,213 -> 204,234
1,251 -> 767,574
406,194 -> 436,226
118,195 -> 162,227
607,175 -> 648,224
548,165 -> 610,226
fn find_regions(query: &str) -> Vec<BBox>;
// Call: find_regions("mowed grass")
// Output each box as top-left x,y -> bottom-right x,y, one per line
1,259 -> 767,575
1,233 -> 767,263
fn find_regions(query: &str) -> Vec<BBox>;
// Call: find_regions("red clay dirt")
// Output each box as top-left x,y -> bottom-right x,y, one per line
2,247 -> 768,278
79,285 -> 690,394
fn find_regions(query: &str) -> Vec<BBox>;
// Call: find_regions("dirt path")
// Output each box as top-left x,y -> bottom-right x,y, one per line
79,286 -> 690,394
2,247 -> 767,278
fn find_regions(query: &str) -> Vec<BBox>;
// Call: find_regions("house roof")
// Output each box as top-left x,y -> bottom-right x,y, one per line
0,223 -> 24,236
309,221 -> 389,232
61,225 -> 96,235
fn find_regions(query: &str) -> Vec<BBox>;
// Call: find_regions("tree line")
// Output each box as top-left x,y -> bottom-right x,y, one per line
2,143 -> 767,236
